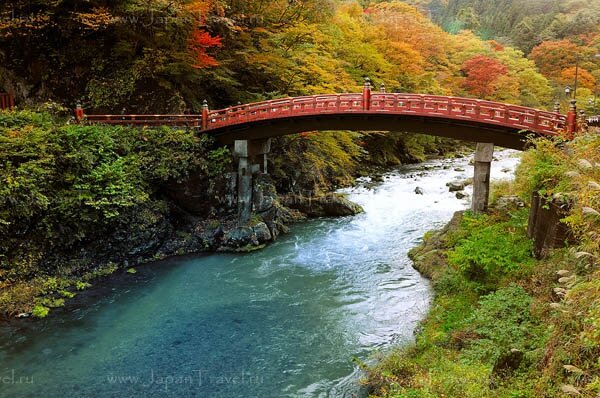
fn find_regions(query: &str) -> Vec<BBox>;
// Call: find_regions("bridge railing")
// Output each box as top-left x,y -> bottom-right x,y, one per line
80,92 -> 567,137
84,114 -> 202,127
0,92 -> 15,110
207,94 -> 365,126
206,93 -> 566,136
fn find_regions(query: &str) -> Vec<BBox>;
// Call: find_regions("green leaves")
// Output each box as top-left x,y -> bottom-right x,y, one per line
0,110 -> 209,256
447,210 -> 535,281
463,285 -> 548,365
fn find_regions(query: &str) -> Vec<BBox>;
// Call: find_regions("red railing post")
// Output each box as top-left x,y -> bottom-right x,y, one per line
362,77 -> 371,111
201,100 -> 209,130
566,99 -> 577,139
0,92 -> 15,110
74,102 -> 85,123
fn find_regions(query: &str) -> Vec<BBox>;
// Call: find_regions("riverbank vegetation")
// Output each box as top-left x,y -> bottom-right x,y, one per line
366,131 -> 600,397
0,109 -> 238,316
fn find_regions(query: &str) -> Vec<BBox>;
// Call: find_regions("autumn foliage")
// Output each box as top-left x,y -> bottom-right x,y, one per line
188,29 -> 222,68
529,39 -> 580,79
560,67 -> 597,90
461,55 -> 508,98
185,0 -> 221,68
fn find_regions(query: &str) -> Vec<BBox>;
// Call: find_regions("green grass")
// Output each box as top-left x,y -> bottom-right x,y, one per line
366,209 -> 556,398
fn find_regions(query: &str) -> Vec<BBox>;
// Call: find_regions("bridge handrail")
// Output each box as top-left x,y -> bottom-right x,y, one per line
81,93 -> 567,137
84,114 -> 202,127
85,114 -> 201,120
205,93 -> 565,135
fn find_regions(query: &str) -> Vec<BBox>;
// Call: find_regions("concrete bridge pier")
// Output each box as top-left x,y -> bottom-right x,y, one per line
471,143 -> 494,214
233,139 -> 272,224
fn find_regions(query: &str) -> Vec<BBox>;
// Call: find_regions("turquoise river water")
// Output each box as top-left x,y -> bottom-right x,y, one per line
0,151 -> 519,398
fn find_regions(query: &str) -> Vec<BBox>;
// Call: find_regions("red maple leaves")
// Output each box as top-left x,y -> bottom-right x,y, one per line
188,29 -> 222,69
461,55 -> 508,98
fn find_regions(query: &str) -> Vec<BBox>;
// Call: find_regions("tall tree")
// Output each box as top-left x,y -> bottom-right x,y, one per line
461,55 -> 508,98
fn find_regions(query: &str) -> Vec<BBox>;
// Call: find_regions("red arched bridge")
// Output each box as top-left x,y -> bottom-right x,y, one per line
79,83 -> 584,151
75,83 -> 596,218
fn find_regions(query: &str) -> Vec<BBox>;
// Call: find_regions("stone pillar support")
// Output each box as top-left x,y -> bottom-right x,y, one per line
248,138 -> 271,174
234,140 -> 253,224
233,139 -> 272,224
471,143 -> 494,214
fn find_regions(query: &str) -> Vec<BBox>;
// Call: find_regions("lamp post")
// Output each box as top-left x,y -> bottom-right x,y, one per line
591,54 -> 600,114
573,55 -> 579,100
569,54 -> 600,101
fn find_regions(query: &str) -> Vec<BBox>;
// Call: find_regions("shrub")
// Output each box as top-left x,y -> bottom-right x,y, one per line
463,285 -> 548,365
1,111 -> 213,269
31,305 -> 49,318
447,210 -> 534,281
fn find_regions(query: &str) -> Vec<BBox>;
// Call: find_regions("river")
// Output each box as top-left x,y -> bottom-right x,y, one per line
0,150 -> 519,398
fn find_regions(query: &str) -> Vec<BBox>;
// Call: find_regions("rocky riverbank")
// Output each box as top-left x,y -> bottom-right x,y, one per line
1,171 -> 364,319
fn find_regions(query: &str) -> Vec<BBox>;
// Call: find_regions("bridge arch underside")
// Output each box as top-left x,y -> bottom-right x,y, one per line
209,113 -> 541,150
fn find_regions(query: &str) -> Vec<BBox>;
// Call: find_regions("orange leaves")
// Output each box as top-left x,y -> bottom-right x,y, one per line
188,29 -> 222,69
186,0 -> 213,23
299,131 -> 317,139
560,67 -> 597,90
490,40 -> 504,52
461,55 -> 508,99
529,40 -> 580,79
185,1 -> 221,69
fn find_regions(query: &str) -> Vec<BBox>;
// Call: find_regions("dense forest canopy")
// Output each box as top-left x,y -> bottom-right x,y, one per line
407,0 -> 600,110
433,0 -> 600,51
0,0 -> 555,112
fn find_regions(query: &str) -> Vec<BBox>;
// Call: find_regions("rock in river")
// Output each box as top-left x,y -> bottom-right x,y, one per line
447,181 -> 466,192
282,194 -> 364,218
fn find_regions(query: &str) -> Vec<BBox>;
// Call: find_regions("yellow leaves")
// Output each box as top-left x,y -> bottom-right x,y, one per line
252,27 -> 271,35
186,0 -> 212,15
73,7 -> 115,30
185,0 -> 213,23
0,13 -> 52,32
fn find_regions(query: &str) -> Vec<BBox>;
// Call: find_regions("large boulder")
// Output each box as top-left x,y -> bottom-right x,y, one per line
167,172 -> 237,217
252,222 -> 272,244
282,194 -> 364,218
220,226 -> 260,252
252,174 -> 278,213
